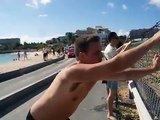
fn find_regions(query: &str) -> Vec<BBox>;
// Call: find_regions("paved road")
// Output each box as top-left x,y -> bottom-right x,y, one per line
1,57 -> 108,120
0,58 -> 76,98
70,82 -> 107,120
1,90 -> 45,120
1,82 -> 107,120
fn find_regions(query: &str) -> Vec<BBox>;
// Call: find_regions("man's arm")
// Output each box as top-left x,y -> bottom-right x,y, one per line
68,53 -> 160,82
105,67 -> 156,81
116,41 -> 132,53
109,31 -> 160,72
103,53 -> 160,80
68,32 -> 160,82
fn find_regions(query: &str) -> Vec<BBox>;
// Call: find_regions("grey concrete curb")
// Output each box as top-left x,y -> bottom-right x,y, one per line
0,71 -> 59,117
0,55 -> 64,82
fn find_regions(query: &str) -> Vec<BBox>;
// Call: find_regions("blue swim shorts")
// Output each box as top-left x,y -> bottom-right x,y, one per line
106,80 -> 118,90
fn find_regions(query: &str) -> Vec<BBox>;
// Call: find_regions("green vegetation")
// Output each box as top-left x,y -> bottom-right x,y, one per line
135,44 -> 160,86
118,82 -> 139,120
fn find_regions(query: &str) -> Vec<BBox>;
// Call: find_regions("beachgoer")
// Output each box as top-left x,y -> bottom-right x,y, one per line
52,48 -> 55,56
103,32 -> 131,119
24,50 -> 28,60
43,48 -> 48,61
17,51 -> 20,60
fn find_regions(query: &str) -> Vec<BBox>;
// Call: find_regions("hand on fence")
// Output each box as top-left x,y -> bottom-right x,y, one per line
152,54 -> 160,71
124,41 -> 132,46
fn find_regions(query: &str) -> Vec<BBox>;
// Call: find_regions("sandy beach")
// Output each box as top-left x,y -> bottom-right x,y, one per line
0,51 -> 58,74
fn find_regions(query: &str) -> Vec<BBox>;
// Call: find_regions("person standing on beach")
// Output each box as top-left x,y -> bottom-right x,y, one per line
42,48 -> 48,61
27,32 -> 160,120
57,48 -> 61,57
24,50 -> 28,60
52,48 -> 55,56
104,32 -> 131,120
17,51 -> 20,60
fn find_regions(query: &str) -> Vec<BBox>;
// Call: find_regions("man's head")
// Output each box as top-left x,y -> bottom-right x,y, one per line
74,35 -> 103,64
108,32 -> 119,47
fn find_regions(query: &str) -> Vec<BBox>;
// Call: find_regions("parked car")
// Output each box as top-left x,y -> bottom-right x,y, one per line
67,46 -> 75,58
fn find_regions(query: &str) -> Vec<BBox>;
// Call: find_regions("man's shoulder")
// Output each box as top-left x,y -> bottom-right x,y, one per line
64,62 -> 86,73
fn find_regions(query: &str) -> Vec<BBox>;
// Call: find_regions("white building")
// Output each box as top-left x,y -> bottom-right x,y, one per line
95,26 -> 110,48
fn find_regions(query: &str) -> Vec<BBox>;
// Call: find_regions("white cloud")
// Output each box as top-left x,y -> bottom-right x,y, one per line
101,11 -> 107,15
107,2 -> 115,8
25,0 -> 52,8
20,35 -> 53,43
149,0 -> 160,8
39,14 -> 48,17
117,29 -> 129,36
143,5 -> 150,11
25,0 -> 39,8
40,0 -> 51,5
25,3 -> 35,8
122,4 -> 128,10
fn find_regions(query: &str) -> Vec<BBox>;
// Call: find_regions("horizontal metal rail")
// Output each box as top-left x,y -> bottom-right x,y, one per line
128,80 -> 152,120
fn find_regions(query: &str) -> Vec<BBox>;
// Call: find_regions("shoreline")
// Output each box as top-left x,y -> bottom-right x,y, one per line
0,49 -> 38,54
0,51 -> 58,74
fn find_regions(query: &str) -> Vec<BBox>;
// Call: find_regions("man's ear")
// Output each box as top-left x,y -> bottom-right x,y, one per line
79,52 -> 86,60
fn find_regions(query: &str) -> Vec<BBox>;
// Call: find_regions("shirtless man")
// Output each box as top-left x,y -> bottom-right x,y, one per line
27,31 -> 160,120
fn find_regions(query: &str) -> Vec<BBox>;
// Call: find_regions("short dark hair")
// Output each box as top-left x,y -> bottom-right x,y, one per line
74,35 -> 100,57
108,32 -> 119,42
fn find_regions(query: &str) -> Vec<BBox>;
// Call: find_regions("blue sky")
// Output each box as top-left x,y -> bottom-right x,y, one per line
0,0 -> 159,43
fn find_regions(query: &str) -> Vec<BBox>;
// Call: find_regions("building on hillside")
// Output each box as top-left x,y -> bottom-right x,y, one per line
0,38 -> 20,49
129,28 -> 159,40
75,26 -> 111,48
94,26 -> 110,47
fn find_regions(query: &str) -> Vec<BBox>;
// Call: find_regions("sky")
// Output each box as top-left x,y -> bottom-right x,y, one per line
0,0 -> 159,43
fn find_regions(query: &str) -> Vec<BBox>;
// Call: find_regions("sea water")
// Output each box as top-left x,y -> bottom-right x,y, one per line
0,53 -> 17,64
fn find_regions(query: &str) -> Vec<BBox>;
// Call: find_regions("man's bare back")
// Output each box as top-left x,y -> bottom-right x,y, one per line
30,63 -> 96,120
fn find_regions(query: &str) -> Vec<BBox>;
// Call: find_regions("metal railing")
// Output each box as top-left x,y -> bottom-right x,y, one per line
135,44 -> 160,120
128,80 -> 152,120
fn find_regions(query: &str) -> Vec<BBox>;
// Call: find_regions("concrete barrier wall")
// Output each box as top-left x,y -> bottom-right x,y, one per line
0,55 -> 64,82
0,71 -> 59,117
